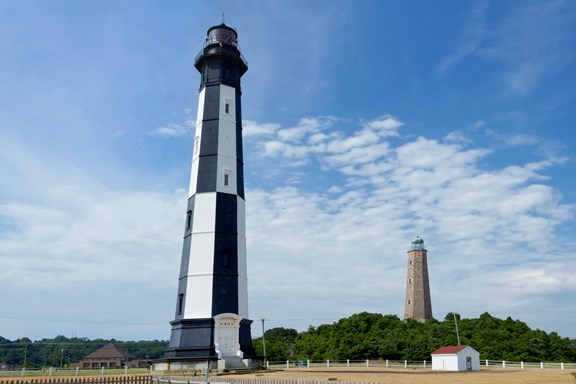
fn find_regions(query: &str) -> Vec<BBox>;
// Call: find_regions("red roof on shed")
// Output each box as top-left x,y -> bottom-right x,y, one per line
432,345 -> 468,354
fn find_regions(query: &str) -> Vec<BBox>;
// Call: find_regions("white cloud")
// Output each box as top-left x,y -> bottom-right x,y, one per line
486,129 -> 542,148
444,131 -> 471,144
0,180 -> 184,338
242,120 -> 280,137
149,122 -> 191,137
438,1 -> 575,94
437,0 -> 490,75
252,116 -> 403,169
482,1 -> 575,94
362,115 -> 403,136
324,142 -> 391,167
277,117 -> 327,142
0,134 -> 184,338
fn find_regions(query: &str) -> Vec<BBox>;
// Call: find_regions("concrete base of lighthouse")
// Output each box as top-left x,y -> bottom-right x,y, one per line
155,315 -> 261,372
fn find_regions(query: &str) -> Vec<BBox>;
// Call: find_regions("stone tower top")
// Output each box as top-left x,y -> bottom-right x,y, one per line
410,236 -> 426,251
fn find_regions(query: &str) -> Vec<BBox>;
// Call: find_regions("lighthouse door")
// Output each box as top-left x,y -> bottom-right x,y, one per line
214,313 -> 241,357
218,328 -> 235,356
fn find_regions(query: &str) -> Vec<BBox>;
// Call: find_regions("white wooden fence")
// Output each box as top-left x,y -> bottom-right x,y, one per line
265,359 -> 576,370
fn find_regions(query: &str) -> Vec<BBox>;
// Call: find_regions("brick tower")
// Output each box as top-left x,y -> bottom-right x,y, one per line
159,23 -> 255,370
404,236 -> 433,322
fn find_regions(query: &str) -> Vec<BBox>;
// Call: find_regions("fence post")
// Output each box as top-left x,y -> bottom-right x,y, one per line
21,367 -> 25,377
266,361 -> 269,370
125,366 -> 128,375
485,359 -> 488,367
307,359 -> 310,368
404,360 -> 407,368
386,359 -> 389,368
521,362 -> 524,369
540,362 -> 544,369
327,359 -> 330,368
502,361 -> 506,369
49,367 -> 53,376
561,362 -> 564,370
76,367 -> 80,376
286,360 -> 289,369
366,359 -> 369,368
423,360 -> 426,368
101,366 -> 105,375
346,359 -> 349,368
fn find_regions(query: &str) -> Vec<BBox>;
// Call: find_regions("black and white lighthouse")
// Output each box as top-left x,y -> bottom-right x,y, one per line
161,23 -> 255,369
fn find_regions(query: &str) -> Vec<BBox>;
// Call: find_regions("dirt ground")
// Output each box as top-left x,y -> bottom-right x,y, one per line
216,367 -> 576,384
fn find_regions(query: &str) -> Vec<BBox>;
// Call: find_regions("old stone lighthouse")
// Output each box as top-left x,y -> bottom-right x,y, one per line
404,236 -> 433,322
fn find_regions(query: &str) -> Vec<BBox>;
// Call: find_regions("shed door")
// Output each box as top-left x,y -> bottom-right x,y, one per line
466,356 -> 472,371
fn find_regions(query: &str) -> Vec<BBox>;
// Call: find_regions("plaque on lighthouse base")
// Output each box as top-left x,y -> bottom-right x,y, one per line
156,315 -> 258,372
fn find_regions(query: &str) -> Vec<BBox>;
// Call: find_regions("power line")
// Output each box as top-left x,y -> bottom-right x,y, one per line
0,313 -> 167,325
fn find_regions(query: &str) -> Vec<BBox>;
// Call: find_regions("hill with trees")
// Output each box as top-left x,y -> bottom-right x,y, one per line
253,312 -> 576,362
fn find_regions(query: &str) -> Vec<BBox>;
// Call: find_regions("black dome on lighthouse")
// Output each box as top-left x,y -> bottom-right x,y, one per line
206,23 -> 239,47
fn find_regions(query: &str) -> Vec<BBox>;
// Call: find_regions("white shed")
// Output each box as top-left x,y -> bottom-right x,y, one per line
431,345 -> 480,371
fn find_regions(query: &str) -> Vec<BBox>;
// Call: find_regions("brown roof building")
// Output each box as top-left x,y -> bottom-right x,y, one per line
79,343 -> 136,369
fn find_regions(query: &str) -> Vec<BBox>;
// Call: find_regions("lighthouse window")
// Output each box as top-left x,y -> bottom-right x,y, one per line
409,278 -> 412,284
224,98 -> 233,115
178,294 -> 184,315
223,248 -> 231,268
194,136 -> 200,154
186,210 -> 192,229
224,169 -> 231,186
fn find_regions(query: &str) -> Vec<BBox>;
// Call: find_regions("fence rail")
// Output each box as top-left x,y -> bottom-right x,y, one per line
154,377 -> 377,384
0,376 -> 152,384
265,359 -> 576,371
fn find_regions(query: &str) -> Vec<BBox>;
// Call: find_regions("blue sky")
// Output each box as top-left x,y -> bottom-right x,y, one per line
1,0 -> 575,342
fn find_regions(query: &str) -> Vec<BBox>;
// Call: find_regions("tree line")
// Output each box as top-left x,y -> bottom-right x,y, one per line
0,336 -> 167,369
1,312 -> 575,368
254,312 -> 576,362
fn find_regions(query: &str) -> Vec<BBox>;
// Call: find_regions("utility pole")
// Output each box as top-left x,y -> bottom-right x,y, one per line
453,312 -> 461,346
23,343 -> 28,369
261,318 -> 267,363
43,344 -> 48,369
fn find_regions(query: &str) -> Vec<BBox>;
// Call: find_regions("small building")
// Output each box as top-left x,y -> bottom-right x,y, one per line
431,345 -> 480,371
79,343 -> 136,369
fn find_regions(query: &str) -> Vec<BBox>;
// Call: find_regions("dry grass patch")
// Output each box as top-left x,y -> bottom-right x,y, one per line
217,367 -> 575,384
